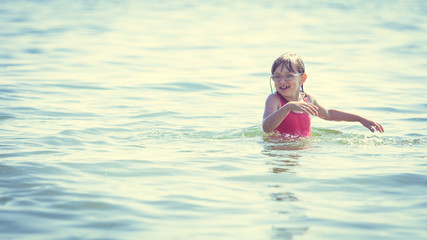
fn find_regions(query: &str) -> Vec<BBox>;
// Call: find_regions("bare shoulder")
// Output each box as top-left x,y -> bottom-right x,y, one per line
266,92 -> 280,100
304,92 -> 323,108
264,93 -> 282,116
304,92 -> 316,104
305,92 -> 329,119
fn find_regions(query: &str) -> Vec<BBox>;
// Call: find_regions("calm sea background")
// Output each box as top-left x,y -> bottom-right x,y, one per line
1,0 -> 426,239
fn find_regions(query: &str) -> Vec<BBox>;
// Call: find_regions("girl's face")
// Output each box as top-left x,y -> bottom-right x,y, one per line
272,64 -> 306,100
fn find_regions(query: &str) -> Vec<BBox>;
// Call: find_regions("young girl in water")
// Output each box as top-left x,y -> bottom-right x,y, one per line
263,52 -> 384,137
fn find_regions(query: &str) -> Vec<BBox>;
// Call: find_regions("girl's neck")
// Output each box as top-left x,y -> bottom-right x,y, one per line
277,91 -> 303,102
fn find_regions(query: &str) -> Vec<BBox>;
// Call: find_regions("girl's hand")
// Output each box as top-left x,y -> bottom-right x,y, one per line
287,101 -> 318,116
360,118 -> 385,133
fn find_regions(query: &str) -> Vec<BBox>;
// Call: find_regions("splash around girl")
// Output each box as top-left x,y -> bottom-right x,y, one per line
262,52 -> 384,137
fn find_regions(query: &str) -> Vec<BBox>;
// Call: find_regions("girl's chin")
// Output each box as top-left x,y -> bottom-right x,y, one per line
277,88 -> 300,99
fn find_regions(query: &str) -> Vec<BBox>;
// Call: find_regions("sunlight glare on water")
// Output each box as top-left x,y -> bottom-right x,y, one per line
1,0 -> 427,239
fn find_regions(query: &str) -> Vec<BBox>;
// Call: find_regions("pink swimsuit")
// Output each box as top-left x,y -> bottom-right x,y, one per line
274,92 -> 311,137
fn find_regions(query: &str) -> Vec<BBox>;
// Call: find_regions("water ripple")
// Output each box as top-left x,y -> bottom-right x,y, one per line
380,22 -> 421,31
1,0 -> 426,239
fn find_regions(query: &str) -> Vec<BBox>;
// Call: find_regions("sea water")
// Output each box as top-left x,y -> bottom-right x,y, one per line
1,0 -> 426,239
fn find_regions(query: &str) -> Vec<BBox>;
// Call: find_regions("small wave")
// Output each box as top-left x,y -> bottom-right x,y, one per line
339,173 -> 427,188
359,106 -> 419,114
137,125 -> 263,141
211,125 -> 263,139
145,81 -> 235,93
380,22 -> 421,31
403,118 -> 427,122
0,115 -> 15,121
139,125 -> 425,148
146,82 -> 214,92
260,127 -> 426,150
44,83 -> 109,91
311,128 -> 426,146
0,150 -> 60,159
131,111 -> 179,119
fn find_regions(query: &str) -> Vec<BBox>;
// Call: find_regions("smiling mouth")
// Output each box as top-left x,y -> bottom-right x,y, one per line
279,86 -> 290,90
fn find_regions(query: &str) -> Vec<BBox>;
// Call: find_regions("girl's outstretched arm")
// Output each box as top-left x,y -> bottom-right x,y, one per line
307,94 -> 384,133
322,109 -> 384,133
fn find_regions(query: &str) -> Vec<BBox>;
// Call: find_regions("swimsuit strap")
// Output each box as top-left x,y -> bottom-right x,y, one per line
276,91 -> 288,104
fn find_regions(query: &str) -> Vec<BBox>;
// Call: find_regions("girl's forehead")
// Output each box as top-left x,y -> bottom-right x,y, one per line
274,63 -> 295,74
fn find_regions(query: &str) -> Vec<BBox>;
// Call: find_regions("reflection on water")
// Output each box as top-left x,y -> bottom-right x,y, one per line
271,160 -> 300,174
272,227 -> 309,240
263,142 -> 311,151
264,141 -> 309,239
270,191 -> 299,202
264,151 -> 302,174
268,184 -> 309,239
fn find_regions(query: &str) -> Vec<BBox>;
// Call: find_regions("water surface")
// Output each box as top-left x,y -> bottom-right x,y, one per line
1,0 -> 427,239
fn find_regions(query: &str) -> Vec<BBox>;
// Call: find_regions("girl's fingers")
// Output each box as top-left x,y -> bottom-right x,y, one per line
301,104 -> 318,116
376,123 -> 385,133
291,102 -> 318,116
368,122 -> 384,133
306,104 -> 318,116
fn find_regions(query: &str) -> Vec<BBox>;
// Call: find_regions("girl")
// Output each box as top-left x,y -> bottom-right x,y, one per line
262,52 -> 384,137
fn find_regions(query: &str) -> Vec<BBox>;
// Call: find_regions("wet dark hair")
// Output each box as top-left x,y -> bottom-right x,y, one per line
271,52 -> 305,75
